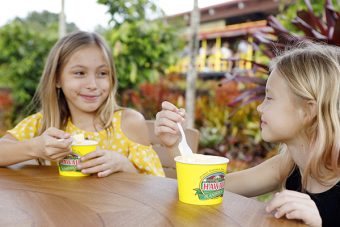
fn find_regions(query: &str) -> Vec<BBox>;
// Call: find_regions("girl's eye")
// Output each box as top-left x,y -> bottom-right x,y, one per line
98,71 -> 108,77
74,71 -> 85,76
265,96 -> 273,100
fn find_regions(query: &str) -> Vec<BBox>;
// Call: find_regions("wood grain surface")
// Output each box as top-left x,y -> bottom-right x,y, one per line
0,166 -> 306,227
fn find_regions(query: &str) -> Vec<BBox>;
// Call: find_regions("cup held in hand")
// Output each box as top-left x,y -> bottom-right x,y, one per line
58,140 -> 98,177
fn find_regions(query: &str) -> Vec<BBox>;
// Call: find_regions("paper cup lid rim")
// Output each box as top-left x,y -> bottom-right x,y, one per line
72,140 -> 98,146
174,155 -> 229,165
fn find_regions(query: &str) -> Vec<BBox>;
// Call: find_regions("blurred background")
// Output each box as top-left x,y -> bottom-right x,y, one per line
0,0 -> 339,175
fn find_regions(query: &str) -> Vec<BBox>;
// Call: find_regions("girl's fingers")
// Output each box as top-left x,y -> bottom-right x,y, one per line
161,101 -> 178,111
157,110 -> 184,123
266,190 -> 310,212
80,149 -> 104,162
45,127 -> 71,139
78,155 -> 105,169
178,108 -> 186,117
285,209 -> 307,220
81,162 -> 107,174
155,125 -> 178,136
45,146 -> 71,157
51,151 -> 72,161
274,200 -> 307,218
157,117 -> 179,131
97,169 -> 114,178
48,138 -> 73,149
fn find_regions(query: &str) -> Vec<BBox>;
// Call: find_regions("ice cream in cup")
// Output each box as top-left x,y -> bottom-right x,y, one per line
175,154 -> 229,205
58,133 -> 98,177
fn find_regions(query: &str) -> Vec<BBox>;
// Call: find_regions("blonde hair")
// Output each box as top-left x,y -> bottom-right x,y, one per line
270,42 -> 340,190
35,31 -> 119,134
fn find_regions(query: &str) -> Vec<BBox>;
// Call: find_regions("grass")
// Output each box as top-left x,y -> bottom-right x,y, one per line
256,192 -> 274,202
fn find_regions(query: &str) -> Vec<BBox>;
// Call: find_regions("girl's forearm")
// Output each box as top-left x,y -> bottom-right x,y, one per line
0,138 -> 38,166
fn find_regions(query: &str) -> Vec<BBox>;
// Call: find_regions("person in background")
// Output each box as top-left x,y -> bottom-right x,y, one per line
0,31 -> 164,177
155,42 -> 340,226
220,42 -> 233,72
221,42 -> 233,59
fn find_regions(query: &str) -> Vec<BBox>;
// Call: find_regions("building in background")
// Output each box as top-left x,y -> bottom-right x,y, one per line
168,0 -> 291,78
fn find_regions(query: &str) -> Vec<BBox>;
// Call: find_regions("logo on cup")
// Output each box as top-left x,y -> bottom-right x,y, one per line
194,172 -> 225,200
59,154 -> 81,172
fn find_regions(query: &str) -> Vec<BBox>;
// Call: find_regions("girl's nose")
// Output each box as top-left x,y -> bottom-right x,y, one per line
85,75 -> 98,89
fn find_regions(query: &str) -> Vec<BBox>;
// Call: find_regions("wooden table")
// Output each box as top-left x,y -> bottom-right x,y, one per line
0,166 -> 305,227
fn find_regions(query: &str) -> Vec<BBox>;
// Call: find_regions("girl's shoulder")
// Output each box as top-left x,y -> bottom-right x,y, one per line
7,112 -> 43,140
12,112 -> 43,127
20,112 -> 43,122
112,108 -> 145,124
117,108 -> 150,146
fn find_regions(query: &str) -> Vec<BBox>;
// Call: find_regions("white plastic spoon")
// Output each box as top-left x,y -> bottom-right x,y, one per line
177,122 -> 194,156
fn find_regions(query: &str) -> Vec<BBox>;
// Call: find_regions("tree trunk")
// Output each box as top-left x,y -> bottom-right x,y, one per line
185,0 -> 199,128
59,0 -> 66,38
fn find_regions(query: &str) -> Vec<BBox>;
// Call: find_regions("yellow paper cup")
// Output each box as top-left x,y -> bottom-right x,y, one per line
175,154 -> 229,205
58,140 -> 98,177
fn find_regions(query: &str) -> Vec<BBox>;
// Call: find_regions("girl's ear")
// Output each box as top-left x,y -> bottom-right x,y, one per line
304,100 -> 317,123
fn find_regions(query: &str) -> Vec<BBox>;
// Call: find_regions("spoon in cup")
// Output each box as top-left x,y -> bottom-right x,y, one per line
177,122 -> 194,156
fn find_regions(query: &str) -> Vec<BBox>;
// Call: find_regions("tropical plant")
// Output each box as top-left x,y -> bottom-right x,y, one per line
105,20 -> 184,90
0,11 -> 78,124
225,0 -> 340,107
120,74 -> 185,119
97,0 -> 160,27
98,0 -> 185,91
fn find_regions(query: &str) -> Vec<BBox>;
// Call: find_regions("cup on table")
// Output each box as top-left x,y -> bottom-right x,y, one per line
58,140 -> 98,177
174,154 -> 229,205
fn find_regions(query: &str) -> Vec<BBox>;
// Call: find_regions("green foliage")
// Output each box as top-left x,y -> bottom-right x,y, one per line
278,0 -> 339,32
0,11 -> 78,124
24,11 -> 78,33
105,20 -> 184,90
97,0 -> 159,27
98,0 -> 185,90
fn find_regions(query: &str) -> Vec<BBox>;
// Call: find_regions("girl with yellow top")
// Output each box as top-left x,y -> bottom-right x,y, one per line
0,31 -> 164,177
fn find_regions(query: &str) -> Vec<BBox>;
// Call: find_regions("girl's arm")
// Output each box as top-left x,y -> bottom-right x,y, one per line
0,134 -> 39,166
121,108 -> 152,146
154,101 -> 282,197
0,128 -> 72,166
224,153 -> 283,197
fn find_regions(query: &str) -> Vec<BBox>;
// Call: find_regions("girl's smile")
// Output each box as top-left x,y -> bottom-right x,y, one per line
79,94 -> 101,102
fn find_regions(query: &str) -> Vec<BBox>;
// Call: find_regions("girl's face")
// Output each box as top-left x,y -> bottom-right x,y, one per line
257,70 -> 306,144
58,44 -> 110,117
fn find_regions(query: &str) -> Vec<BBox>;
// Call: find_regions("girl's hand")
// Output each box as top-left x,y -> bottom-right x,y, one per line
34,127 -> 72,161
266,190 -> 322,227
77,149 -> 137,177
154,101 -> 185,148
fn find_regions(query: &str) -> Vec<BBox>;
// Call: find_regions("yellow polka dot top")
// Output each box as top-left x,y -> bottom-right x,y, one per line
7,111 -> 165,177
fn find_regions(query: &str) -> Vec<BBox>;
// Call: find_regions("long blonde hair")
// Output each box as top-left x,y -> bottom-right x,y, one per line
271,42 -> 340,190
35,31 -> 119,134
